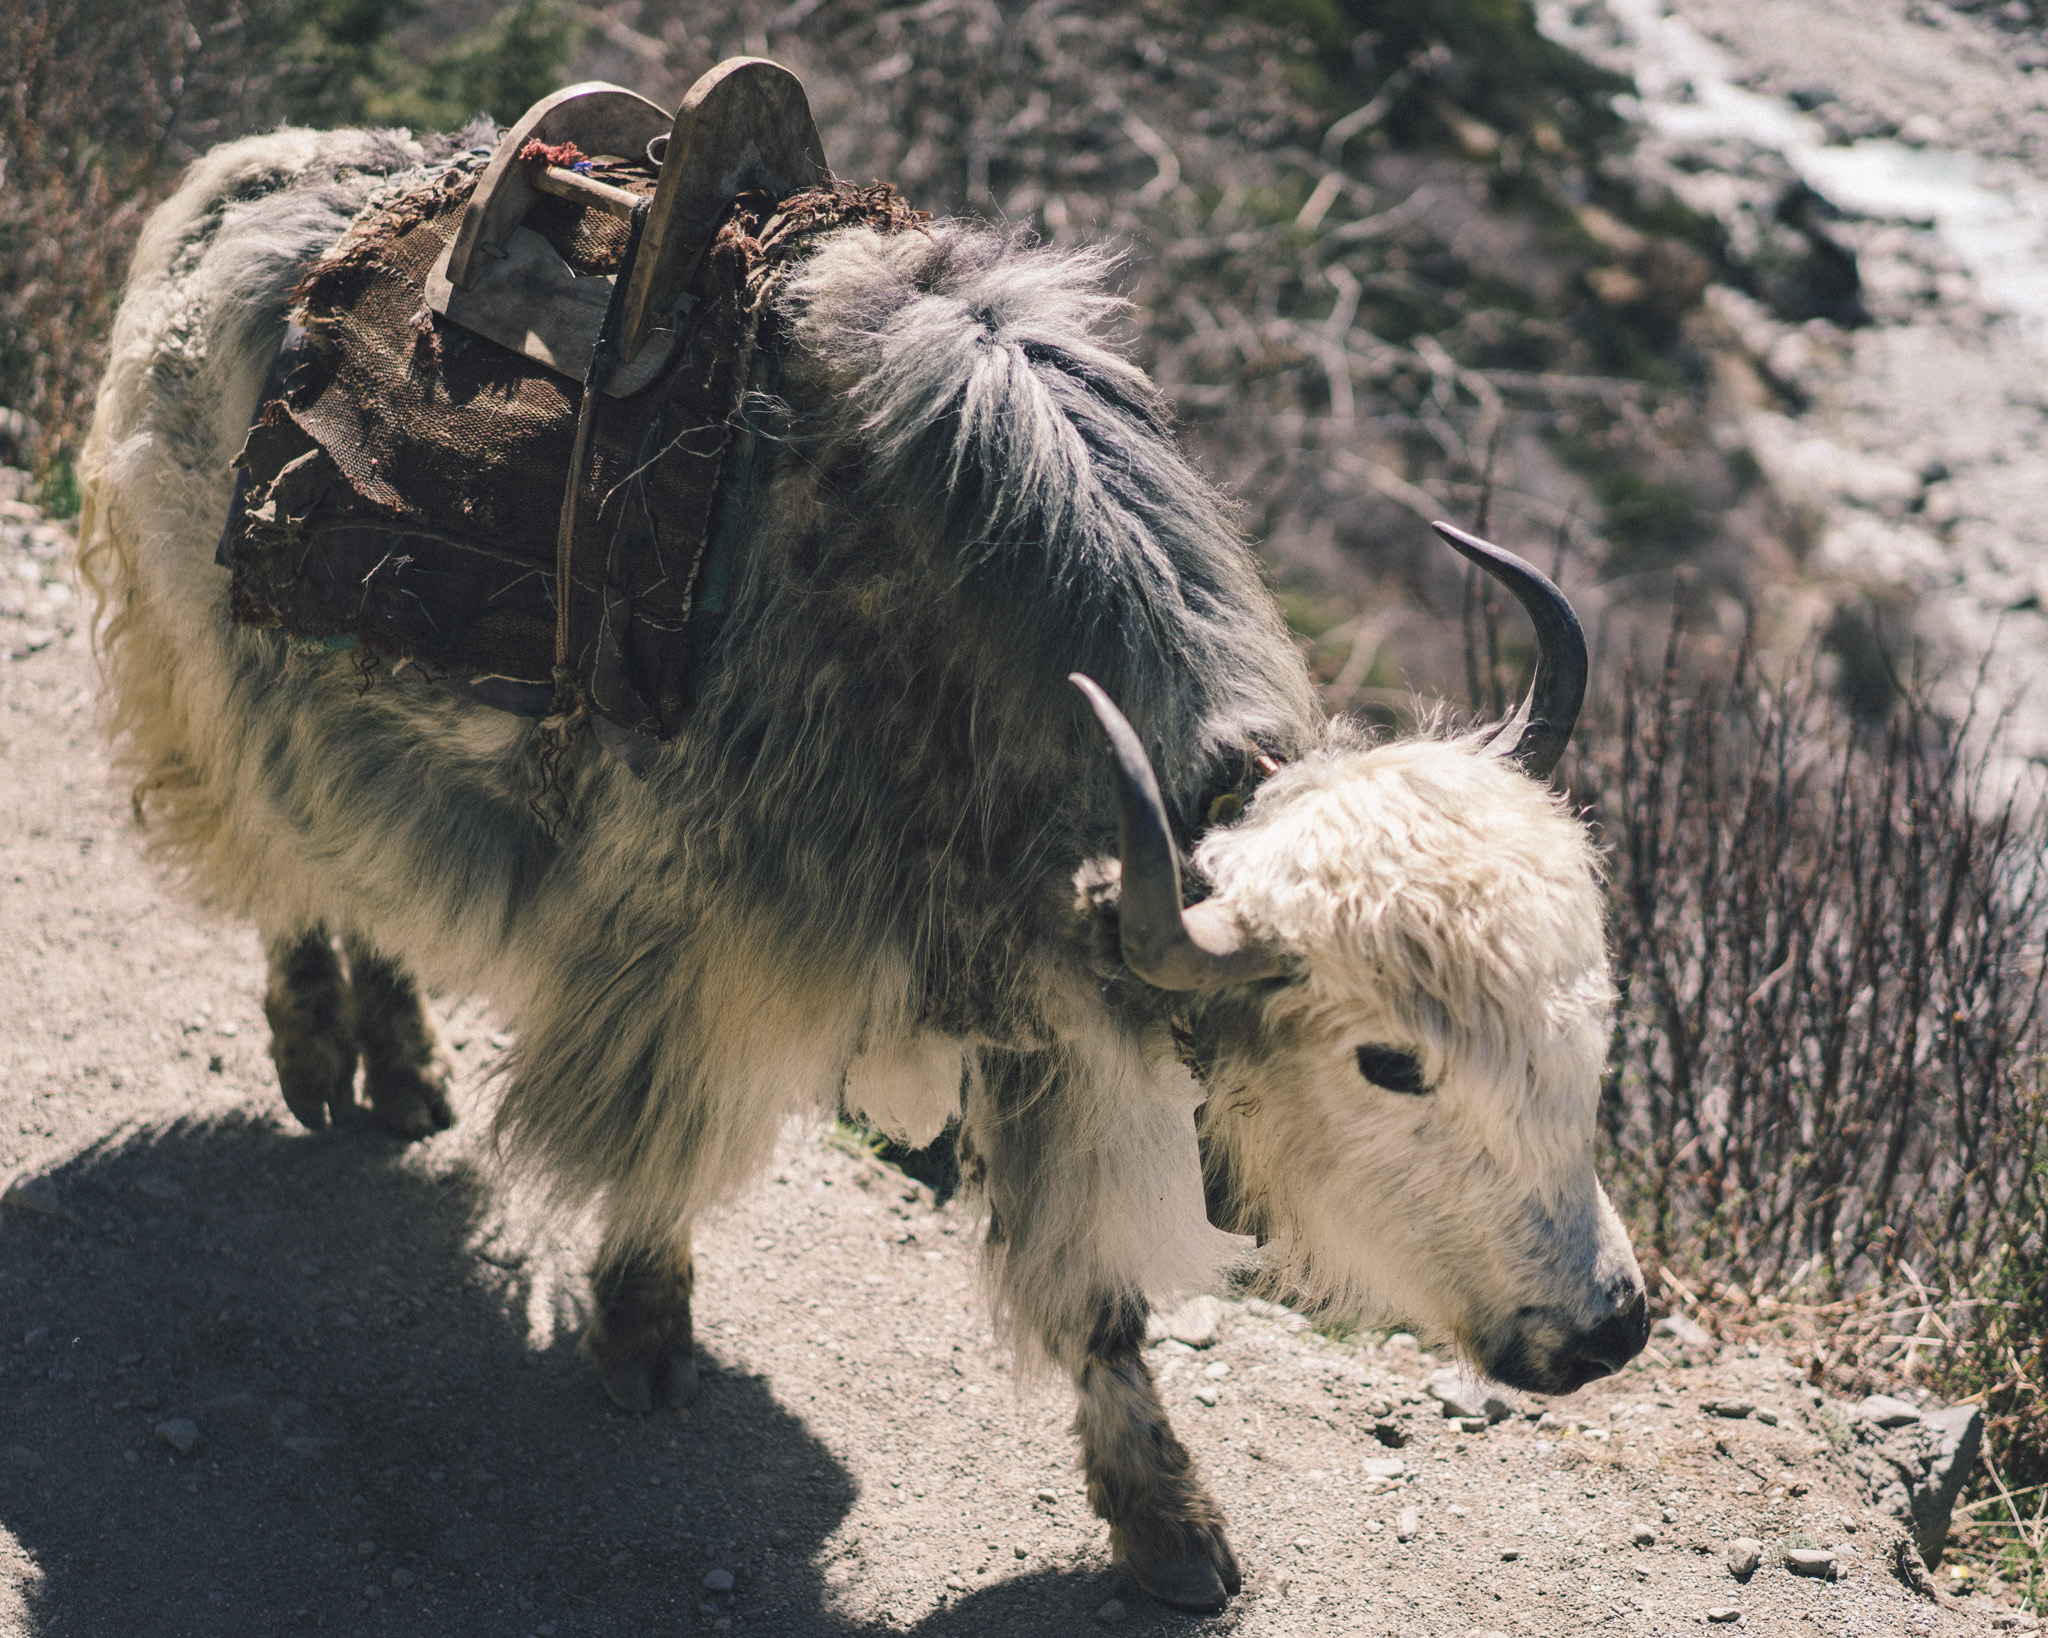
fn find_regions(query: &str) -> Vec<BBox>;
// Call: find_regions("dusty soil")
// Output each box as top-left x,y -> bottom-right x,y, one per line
0,486 -> 2011,1636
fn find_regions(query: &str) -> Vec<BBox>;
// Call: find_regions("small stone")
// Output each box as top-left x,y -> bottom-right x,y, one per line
1095,1597 -> 1127,1623
702,1568 -> 735,1594
1201,1361 -> 1230,1381
1384,1332 -> 1420,1353
1706,1400 -> 1754,1419
1630,1524 -> 1657,1547
356,1540 -> 378,1558
1727,1538 -> 1762,1580
1193,1385 -> 1220,1406
1166,1296 -> 1225,1349
1785,1548 -> 1836,1578
1857,1394 -> 1921,1429
152,1418 -> 202,1456
1707,1607 -> 1742,1623
1359,1457 -> 1406,1481
1013,1544 -> 1027,1559
1753,1408 -> 1780,1426
1455,1416 -> 1489,1434
1395,1507 -> 1421,1542
1426,1368 -> 1515,1423
389,1569 -> 414,1589
1034,1488 -> 1060,1504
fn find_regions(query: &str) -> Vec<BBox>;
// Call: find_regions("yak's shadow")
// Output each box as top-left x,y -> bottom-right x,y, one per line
0,1114 -> 858,1635
0,1116 -> 1242,1636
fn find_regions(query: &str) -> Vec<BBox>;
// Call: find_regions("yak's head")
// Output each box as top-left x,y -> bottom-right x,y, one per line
1076,525 -> 1646,1396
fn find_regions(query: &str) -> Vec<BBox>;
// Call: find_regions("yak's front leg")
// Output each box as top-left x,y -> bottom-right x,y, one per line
966,1046 -> 1241,1612
584,1233 -> 699,1415
341,933 -> 455,1138
1074,1292 -> 1242,1610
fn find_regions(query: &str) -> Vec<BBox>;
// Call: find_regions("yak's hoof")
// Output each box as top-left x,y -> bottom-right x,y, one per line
587,1333 -> 699,1415
363,1061 -> 455,1140
1114,1518 -> 1243,1613
271,1034 -> 359,1132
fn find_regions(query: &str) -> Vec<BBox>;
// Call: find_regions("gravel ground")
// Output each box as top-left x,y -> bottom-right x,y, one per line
0,484 -> 2014,1635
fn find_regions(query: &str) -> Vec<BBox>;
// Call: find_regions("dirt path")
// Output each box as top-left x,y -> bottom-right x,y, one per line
0,485 -> 2010,1637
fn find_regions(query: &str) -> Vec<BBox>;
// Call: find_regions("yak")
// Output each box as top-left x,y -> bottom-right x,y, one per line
79,123 -> 1647,1612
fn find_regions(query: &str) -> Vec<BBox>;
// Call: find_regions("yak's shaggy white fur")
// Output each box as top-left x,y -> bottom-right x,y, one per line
1192,732 -> 1635,1376
81,126 -> 1639,1440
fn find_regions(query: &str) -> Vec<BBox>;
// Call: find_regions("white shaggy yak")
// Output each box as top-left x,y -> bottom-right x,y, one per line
81,125 -> 1647,1611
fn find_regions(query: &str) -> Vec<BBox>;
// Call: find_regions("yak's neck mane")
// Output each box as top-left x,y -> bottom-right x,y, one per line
755,222 -> 1319,824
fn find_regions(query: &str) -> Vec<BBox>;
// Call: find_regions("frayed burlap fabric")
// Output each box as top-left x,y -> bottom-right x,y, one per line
224,166 -> 925,740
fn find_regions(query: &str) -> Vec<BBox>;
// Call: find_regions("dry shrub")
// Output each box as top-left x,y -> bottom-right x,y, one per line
0,0 -> 575,493
1574,617 -> 2048,1598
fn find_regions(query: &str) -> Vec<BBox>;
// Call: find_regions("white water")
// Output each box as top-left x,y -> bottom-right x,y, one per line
1546,0 -> 2048,343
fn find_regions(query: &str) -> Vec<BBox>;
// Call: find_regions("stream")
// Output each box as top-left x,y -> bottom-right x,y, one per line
1543,0 -> 2048,766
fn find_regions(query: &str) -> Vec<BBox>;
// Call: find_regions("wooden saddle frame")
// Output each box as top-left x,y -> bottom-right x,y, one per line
424,58 -> 830,397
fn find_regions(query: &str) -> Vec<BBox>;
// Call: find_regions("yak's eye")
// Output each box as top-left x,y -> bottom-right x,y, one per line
1356,1045 -> 1428,1095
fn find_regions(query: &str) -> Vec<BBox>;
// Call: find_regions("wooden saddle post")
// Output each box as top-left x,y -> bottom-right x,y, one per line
425,58 -> 830,398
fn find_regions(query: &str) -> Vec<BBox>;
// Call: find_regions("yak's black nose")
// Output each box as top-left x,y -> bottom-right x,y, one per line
1557,1288 -> 1651,1390
1484,1284 -> 1654,1395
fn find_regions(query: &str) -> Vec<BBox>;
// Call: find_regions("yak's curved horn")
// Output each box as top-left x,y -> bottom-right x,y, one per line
1070,674 -> 1290,992
1432,521 -> 1588,780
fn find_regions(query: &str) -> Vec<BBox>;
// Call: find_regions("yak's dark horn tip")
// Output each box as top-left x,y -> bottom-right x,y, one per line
1430,521 -> 1588,780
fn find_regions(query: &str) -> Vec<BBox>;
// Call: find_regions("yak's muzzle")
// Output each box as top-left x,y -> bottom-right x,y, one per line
1484,1283 -> 1651,1396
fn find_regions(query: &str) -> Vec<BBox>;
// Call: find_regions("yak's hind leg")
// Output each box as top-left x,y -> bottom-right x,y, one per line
583,1234 -> 699,1415
966,1046 -> 1241,1612
264,927 -> 359,1130
341,934 -> 455,1138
